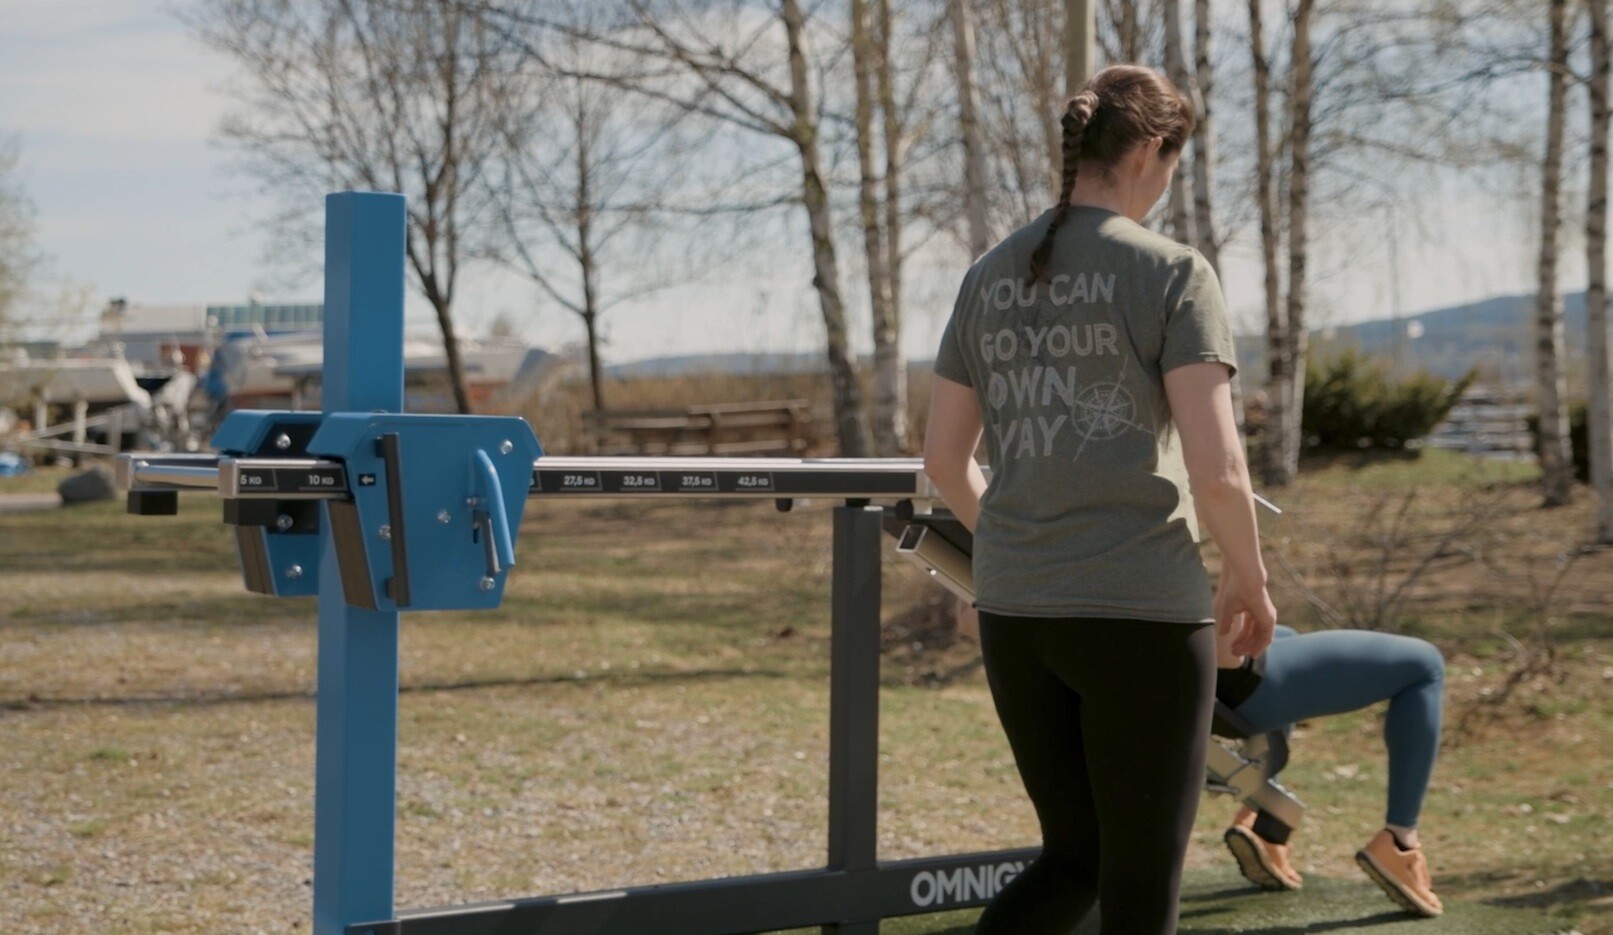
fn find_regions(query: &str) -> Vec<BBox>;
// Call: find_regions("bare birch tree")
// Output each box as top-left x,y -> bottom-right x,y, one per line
190,0 -> 521,413
1192,0 -> 1240,427
489,19 -> 696,412
850,0 -> 906,455
1099,0 -> 1161,63
781,0 -> 869,456
845,0 -> 922,455
977,0 -> 1067,213
501,0 -> 871,454
1538,0 -> 1575,507
976,0 -> 1162,228
1282,0 -> 1316,484
1587,0 -> 1613,538
872,0 -> 910,454
1162,0 -> 1196,243
1251,0 -> 1290,486
0,135 -> 37,334
951,0 -> 994,258
1191,0 -> 1221,269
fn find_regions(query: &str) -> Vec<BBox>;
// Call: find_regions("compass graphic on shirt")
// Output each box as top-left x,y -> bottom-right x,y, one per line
1072,383 -> 1135,441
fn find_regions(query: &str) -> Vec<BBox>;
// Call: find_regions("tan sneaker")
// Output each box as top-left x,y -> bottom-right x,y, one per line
1224,807 -> 1304,891
1355,828 -> 1444,917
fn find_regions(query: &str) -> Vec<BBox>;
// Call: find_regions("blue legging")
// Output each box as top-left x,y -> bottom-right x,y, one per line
1231,626 -> 1445,829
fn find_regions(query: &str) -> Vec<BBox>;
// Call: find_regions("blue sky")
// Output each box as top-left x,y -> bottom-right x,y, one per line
0,0 -> 1568,363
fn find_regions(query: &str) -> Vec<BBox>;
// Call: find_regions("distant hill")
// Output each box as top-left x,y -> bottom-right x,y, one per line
608,292 -> 1586,386
1242,291 -> 1585,385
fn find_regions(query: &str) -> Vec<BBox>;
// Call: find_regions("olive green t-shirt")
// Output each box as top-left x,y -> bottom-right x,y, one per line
933,206 -> 1237,622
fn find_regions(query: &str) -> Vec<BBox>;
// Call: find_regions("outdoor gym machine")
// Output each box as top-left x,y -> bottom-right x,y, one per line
116,191 -> 1299,935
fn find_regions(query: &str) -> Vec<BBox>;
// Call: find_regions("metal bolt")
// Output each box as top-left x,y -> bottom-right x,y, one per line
466,496 -> 482,507
275,514 -> 294,532
275,433 -> 292,451
286,564 -> 304,580
478,576 -> 496,592
437,510 -> 451,524
499,440 -> 513,455
378,525 -> 391,540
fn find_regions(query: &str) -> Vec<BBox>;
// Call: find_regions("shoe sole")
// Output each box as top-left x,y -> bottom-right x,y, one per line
1354,849 -> 1443,917
1224,827 -> 1300,892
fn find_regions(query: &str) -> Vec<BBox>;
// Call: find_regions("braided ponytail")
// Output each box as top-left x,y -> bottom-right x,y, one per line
1023,66 -> 1196,285
1028,91 -> 1100,284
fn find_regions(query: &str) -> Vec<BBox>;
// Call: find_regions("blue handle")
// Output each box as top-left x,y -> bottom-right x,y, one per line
471,449 -> 516,571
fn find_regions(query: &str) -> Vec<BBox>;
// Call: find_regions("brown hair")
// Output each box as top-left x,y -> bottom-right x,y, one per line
1028,65 -> 1196,283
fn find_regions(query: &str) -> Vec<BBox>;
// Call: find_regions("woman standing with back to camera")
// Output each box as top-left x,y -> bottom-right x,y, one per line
922,65 -> 1278,934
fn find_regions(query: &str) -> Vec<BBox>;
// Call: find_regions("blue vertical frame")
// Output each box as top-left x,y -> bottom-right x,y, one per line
314,191 -> 408,935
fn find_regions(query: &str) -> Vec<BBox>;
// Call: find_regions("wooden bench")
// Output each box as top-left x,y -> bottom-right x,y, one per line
580,400 -> 815,456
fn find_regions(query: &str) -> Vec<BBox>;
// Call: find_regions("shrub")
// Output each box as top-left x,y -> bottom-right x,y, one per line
1302,349 -> 1475,451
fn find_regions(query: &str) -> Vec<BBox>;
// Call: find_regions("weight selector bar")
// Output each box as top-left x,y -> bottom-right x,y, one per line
119,453 -> 941,504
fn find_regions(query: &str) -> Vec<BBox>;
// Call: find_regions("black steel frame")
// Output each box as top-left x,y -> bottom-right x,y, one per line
348,504 -> 1040,935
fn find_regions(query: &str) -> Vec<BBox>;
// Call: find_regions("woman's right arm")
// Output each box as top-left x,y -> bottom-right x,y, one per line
1164,361 -> 1277,657
922,374 -> 989,533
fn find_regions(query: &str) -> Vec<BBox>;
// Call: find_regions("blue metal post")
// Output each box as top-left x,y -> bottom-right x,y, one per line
314,192 -> 407,935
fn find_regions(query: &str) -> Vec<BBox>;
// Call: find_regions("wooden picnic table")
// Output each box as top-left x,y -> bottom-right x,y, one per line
580,399 -> 816,456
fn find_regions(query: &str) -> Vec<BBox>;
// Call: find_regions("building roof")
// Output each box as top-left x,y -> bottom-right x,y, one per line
103,302 -> 323,338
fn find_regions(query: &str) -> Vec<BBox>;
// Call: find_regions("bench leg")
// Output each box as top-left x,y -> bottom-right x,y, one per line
823,505 -> 883,935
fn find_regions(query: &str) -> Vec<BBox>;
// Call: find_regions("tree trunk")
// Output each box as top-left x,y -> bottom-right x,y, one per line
429,293 -> 473,414
1588,0 -> 1613,538
1194,0 -> 1238,428
583,310 -> 605,412
1539,0 -> 1574,508
1252,0 -> 1288,486
851,0 -> 901,456
784,0 -> 868,456
1038,67 -> 1063,201
1162,0 -> 1195,243
1192,0 -> 1220,270
874,0 -> 907,455
577,124 -> 606,412
1281,0 -> 1314,484
578,243 -> 604,413
434,8 -> 472,416
952,0 -> 992,259
1116,0 -> 1142,62
412,244 -> 473,414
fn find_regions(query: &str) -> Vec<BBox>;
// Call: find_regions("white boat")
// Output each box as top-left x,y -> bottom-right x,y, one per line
4,301 -> 566,452
203,330 -> 563,414
0,346 -> 198,452
0,351 -> 152,409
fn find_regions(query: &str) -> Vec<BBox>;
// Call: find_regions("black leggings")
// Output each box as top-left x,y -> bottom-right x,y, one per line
975,614 -> 1217,935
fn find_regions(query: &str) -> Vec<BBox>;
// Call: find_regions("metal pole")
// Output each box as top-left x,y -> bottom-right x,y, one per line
823,504 -> 884,935
1065,0 -> 1095,93
313,192 -> 408,935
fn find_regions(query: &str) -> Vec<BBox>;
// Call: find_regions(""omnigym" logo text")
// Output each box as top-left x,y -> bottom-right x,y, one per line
909,861 -> 1026,909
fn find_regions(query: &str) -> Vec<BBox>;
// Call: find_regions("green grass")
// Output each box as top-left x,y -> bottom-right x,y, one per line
0,462 -> 74,496
1,451 -> 1610,933
1289,447 -> 1540,491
